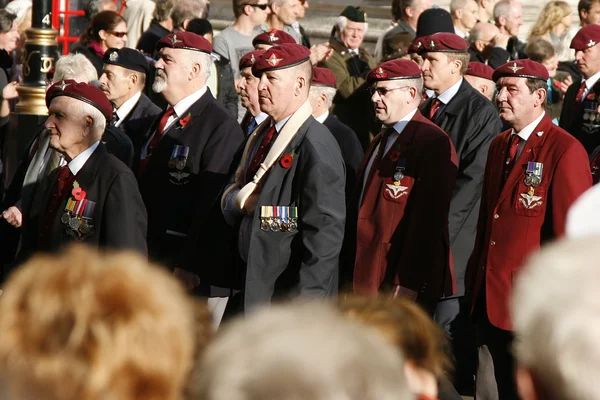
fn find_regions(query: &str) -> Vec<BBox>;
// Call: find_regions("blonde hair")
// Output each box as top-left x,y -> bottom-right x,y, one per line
0,245 -> 199,400
529,1 -> 571,38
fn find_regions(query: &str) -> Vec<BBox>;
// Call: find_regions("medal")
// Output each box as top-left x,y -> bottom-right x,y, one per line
270,206 -> 280,231
393,158 -> 407,184
176,159 -> 186,171
169,145 -> 189,170
260,206 -> 271,231
584,113 -> 590,121
524,161 -> 543,197
279,206 -> 288,232
61,212 -> 70,224
288,206 -> 298,233
393,171 -> 404,181
168,159 -> 176,168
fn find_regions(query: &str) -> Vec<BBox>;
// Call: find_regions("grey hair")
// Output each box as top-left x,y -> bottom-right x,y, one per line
493,0 -> 512,22
54,53 -> 98,83
467,26 -> 484,44
189,51 -> 213,79
401,77 -> 424,96
309,86 -> 337,108
74,100 -> 106,137
335,15 -> 368,37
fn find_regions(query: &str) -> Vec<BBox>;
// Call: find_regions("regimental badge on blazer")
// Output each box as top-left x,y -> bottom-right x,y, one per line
519,162 -> 544,210
168,145 -> 191,185
61,181 -> 96,240
383,156 -> 412,202
259,205 -> 298,232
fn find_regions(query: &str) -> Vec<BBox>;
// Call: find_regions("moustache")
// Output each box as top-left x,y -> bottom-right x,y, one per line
155,69 -> 167,79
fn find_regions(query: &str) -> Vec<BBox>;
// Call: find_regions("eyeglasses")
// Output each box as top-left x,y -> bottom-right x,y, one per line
368,86 -> 410,96
108,31 -> 127,38
247,3 -> 269,10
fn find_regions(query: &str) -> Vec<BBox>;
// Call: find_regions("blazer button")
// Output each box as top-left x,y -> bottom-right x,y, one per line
493,214 -> 499,219
481,265 -> 485,270
490,241 -> 496,246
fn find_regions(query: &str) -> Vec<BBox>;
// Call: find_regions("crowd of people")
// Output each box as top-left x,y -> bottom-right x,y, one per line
0,0 -> 599,398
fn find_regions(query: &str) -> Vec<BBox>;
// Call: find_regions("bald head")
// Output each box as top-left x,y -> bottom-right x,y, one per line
469,22 -> 499,53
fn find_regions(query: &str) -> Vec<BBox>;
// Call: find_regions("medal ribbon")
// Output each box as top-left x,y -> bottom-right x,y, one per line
65,198 -> 96,218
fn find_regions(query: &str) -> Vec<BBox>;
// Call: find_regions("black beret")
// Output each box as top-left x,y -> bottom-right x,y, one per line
103,48 -> 150,74
340,6 -> 367,22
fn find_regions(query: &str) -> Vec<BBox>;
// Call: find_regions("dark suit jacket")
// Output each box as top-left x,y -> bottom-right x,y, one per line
347,111 -> 458,301
138,89 -> 244,272
323,113 -> 363,204
466,115 -> 591,330
103,124 -> 135,168
420,79 -> 503,296
18,143 -> 148,261
119,92 -> 161,158
137,19 -> 170,57
468,46 -> 511,70
559,77 -> 600,154
223,116 -> 346,311
214,54 -> 238,119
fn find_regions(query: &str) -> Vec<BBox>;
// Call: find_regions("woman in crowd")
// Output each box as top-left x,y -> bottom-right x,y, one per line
71,10 -> 127,76
528,1 -> 573,61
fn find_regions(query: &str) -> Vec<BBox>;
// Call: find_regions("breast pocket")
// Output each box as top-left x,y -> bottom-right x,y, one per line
382,176 -> 414,204
513,182 -> 547,218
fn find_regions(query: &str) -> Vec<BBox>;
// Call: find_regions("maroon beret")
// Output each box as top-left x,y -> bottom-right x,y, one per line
466,62 -> 494,81
312,67 -> 336,87
239,50 -> 266,70
46,80 -> 113,120
421,33 -> 468,53
252,43 -> 311,75
156,32 -> 212,54
408,37 -> 425,54
366,59 -> 421,83
570,24 -> 600,51
252,28 -> 296,48
492,59 -> 549,82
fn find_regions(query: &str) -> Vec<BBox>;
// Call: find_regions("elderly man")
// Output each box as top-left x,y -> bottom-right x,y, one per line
466,59 -> 591,399
451,0 -> 480,39
493,0 -> 525,60
468,22 -> 510,69
309,67 -> 363,204
17,80 -> 148,260
560,25 -> 600,155
464,61 -> 495,100
256,0 -> 302,43
345,59 -> 457,313
237,50 -> 269,135
100,48 -> 160,159
322,6 -> 377,151
138,33 -> 243,315
222,43 -> 346,311
419,32 -> 502,393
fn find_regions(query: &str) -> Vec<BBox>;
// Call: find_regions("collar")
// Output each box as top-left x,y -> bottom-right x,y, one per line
173,85 -> 208,118
436,78 -> 463,104
315,110 -> 329,124
454,26 -> 467,38
115,91 -> 142,127
390,107 -> 418,134
511,111 -> 545,142
254,111 -> 269,125
585,70 -> 600,91
68,141 -> 100,175
274,114 -> 293,133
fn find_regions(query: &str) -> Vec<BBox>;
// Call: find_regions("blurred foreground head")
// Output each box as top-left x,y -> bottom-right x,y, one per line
0,245 -> 202,400
512,237 -> 600,400
193,301 -> 414,400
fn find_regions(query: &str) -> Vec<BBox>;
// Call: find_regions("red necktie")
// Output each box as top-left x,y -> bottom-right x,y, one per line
504,134 -> 521,180
575,81 -> 587,102
148,107 -> 176,157
246,124 -> 276,183
428,98 -> 441,120
39,165 -> 75,246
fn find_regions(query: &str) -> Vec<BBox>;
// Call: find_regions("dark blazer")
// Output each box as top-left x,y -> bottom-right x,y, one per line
323,113 -> 363,203
138,89 -> 244,272
348,111 -> 458,301
299,24 -> 311,48
420,79 -> 503,296
468,46 -> 511,70
559,77 -> 600,154
214,54 -> 238,119
466,115 -> 591,330
119,92 -> 161,157
103,124 -> 134,168
18,143 -> 148,261
222,116 -> 346,311
137,19 -> 171,57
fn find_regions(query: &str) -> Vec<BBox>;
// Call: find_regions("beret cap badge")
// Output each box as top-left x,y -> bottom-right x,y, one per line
57,81 -> 70,91
375,67 -> 387,78
108,51 -> 118,62
266,53 -> 283,67
589,39 -> 596,47
507,62 -> 524,73
170,34 -> 183,45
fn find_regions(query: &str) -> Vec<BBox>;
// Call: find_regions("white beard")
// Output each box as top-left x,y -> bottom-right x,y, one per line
152,71 -> 167,93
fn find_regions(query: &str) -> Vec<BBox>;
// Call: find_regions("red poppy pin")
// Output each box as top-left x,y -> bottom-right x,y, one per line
389,150 -> 400,162
587,92 -> 597,101
72,181 -> 86,201
178,113 -> 191,129
280,150 -> 295,169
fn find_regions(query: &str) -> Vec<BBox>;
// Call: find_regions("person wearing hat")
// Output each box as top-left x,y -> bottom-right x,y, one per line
343,58 -> 457,313
321,6 -> 378,151
466,59 -> 591,399
252,28 -> 297,50
221,43 -> 346,312
464,61 -> 495,100
560,24 -> 600,155
17,80 -> 148,261
138,32 -> 243,319
100,47 -> 161,163
309,67 -> 363,204
237,49 -> 270,135
419,31 -> 502,394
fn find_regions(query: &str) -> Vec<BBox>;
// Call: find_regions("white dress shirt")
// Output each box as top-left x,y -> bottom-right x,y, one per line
114,91 -> 142,128
582,70 -> 600,100
510,111 -> 545,158
315,111 -> 329,124
67,141 -> 100,175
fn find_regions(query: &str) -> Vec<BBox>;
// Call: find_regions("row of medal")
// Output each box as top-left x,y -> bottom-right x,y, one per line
260,206 -> 298,232
61,197 -> 96,239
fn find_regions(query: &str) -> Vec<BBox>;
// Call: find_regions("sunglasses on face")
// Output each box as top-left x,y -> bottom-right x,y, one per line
368,86 -> 410,96
108,31 -> 127,38
248,3 -> 269,10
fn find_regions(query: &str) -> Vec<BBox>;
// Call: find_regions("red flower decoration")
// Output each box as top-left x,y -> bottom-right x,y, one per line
587,92 -> 597,100
179,115 -> 191,128
72,187 -> 86,201
389,150 -> 400,162
280,154 -> 293,169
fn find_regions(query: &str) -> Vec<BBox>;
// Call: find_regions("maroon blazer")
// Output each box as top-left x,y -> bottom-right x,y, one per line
466,114 -> 592,331
351,110 -> 458,301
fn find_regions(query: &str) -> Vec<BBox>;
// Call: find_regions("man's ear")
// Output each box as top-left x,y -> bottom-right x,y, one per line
83,115 -> 94,134
319,92 -> 328,107
295,75 -> 307,96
